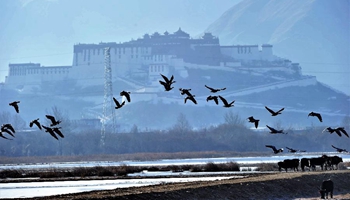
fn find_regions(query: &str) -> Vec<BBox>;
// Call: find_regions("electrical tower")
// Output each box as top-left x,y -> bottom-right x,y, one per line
101,47 -> 116,147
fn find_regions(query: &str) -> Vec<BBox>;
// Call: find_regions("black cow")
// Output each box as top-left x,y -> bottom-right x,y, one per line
319,179 -> 333,199
300,158 -> 311,171
324,155 -> 343,170
310,157 -> 326,171
278,159 -> 299,172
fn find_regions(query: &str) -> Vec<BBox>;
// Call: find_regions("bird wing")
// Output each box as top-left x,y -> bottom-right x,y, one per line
338,128 -> 349,137
169,75 -> 174,83
160,74 -> 170,83
2,129 -> 15,137
316,113 -> 322,122
113,97 -> 119,106
334,129 -> 342,137
190,96 -> 197,104
29,121 -> 34,127
45,115 -> 56,123
265,145 -> 277,151
213,97 -> 219,105
218,95 -> 228,106
221,87 -> 226,91
266,125 -> 277,132
254,120 -> 259,129
331,145 -> 340,150
3,124 -> 15,133
265,106 -> 275,114
34,121 -> 42,130
13,104 -> 19,113
0,132 -> 12,140
54,128 -> 64,138
277,107 -> 284,113
205,85 -> 214,91
48,130 -> 59,140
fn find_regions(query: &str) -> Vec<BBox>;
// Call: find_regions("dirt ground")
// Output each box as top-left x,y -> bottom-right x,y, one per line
8,170 -> 350,200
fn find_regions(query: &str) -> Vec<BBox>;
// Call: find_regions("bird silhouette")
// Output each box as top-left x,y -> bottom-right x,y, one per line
120,90 -> 131,102
184,94 -> 197,104
9,101 -> 20,113
45,115 -> 62,127
323,127 -> 349,137
218,95 -> 235,108
206,95 -> 219,105
266,125 -> 285,134
159,74 -> 175,91
30,118 -> 42,130
285,147 -> 305,153
205,85 -> 226,93
42,125 -> 59,140
308,112 -> 322,122
265,106 -> 284,116
1,124 -> 15,134
179,88 -> 193,96
247,116 -> 259,129
265,145 -> 283,154
331,145 -> 348,153
113,97 -> 126,109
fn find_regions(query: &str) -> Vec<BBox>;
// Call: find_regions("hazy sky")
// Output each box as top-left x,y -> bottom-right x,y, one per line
0,0 -> 242,82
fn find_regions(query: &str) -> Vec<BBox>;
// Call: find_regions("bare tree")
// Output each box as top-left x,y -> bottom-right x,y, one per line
224,111 -> 245,127
172,113 -> 192,133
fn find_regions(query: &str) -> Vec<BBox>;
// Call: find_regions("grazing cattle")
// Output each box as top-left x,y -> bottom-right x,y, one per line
278,159 -> 300,172
300,158 -> 311,171
323,155 -> 343,170
310,157 -> 326,171
319,179 -> 333,199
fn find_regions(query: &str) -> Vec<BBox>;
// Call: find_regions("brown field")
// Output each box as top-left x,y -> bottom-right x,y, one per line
4,170 -> 349,200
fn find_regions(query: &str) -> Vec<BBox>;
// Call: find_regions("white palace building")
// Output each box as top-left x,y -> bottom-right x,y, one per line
3,28 -> 303,93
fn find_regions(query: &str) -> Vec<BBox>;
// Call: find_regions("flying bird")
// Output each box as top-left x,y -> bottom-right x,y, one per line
29,118 -> 42,130
206,95 -> 219,105
120,90 -> 131,102
331,145 -> 348,153
184,95 -> 197,104
285,147 -> 306,153
42,125 -> 59,140
308,112 -> 322,122
218,95 -> 235,108
1,124 -> 15,134
265,145 -> 283,154
179,88 -> 193,96
113,97 -> 125,109
9,101 -> 20,113
265,106 -> 284,116
45,115 -> 62,127
247,116 -> 259,129
266,125 -> 285,134
205,85 -> 226,93
159,74 -> 175,91
323,127 -> 349,137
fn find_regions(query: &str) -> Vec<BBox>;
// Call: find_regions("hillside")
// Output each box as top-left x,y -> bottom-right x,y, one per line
204,0 -> 350,95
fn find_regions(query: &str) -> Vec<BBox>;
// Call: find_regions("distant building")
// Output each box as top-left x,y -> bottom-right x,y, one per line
4,28 -> 295,91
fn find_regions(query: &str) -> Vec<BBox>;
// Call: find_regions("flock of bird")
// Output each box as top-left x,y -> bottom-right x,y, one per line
1,73 -> 349,154
1,100 -> 64,140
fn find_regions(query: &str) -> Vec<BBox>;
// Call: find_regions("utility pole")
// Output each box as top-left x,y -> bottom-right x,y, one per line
101,47 -> 116,147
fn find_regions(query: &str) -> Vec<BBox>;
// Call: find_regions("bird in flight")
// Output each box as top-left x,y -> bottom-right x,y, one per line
1,124 -> 15,138
9,101 -> 20,113
42,125 -> 60,140
247,116 -> 259,129
331,145 -> 348,153
265,106 -> 284,116
265,145 -> 283,154
30,118 -> 42,130
285,147 -> 306,153
218,95 -> 235,108
205,85 -> 226,93
308,111 -> 322,122
159,74 -> 175,91
206,95 -> 219,105
323,127 -> 349,137
45,115 -> 62,127
120,90 -> 131,102
113,97 -> 125,109
266,125 -> 285,134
